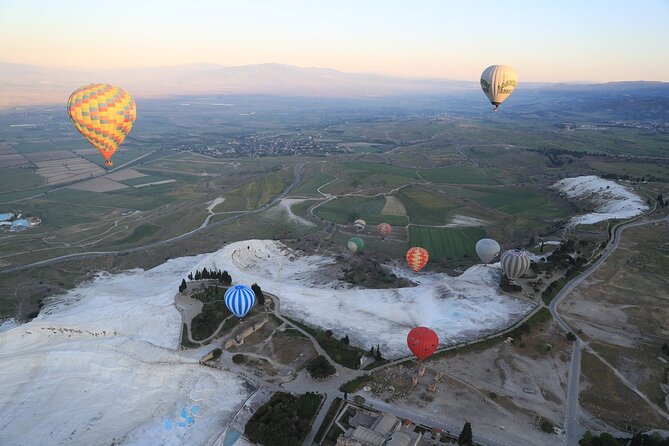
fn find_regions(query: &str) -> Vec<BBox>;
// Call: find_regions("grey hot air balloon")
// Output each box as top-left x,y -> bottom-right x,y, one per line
500,249 -> 530,280
475,238 -> 501,264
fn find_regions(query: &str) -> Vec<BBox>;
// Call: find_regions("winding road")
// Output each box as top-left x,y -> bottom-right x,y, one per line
550,213 -> 669,446
0,163 -> 305,276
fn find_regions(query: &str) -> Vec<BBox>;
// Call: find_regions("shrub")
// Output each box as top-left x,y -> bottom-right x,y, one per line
540,419 -> 554,433
307,355 -> 336,380
232,354 -> 246,364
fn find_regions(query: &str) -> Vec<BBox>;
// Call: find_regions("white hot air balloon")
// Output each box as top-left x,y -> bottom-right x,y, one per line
500,249 -> 530,280
480,65 -> 518,111
475,238 -> 501,264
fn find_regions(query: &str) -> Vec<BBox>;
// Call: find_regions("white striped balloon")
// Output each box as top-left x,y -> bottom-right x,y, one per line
500,249 -> 530,280
480,65 -> 518,111
224,284 -> 255,319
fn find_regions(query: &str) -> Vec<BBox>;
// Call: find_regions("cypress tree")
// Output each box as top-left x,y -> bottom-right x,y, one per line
458,422 -> 473,446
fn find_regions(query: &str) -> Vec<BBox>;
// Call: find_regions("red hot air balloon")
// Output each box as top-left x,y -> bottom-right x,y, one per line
407,327 -> 439,361
406,247 -> 429,272
377,223 -> 392,239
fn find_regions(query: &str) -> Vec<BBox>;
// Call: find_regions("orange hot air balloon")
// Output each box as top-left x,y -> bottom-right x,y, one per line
377,223 -> 392,239
407,327 -> 439,361
67,84 -> 136,167
406,247 -> 429,272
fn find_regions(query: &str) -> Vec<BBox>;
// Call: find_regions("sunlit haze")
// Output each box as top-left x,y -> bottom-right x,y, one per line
1,0 -> 668,82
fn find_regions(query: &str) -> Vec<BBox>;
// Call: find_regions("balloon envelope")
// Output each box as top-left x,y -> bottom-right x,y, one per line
500,249 -> 530,280
475,238 -> 501,264
480,65 -> 518,110
67,84 -> 136,166
406,247 -> 429,272
377,223 -> 392,238
347,237 -> 364,253
407,327 -> 439,361
224,284 -> 255,319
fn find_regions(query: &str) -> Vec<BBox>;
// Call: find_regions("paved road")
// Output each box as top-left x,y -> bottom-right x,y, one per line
0,163 -> 305,275
549,213 -> 669,446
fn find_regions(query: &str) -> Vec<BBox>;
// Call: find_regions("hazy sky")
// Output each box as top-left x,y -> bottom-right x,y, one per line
1,0 -> 668,82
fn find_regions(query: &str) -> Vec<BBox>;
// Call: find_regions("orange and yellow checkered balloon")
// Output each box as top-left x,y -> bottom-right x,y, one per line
67,84 -> 136,166
406,247 -> 429,273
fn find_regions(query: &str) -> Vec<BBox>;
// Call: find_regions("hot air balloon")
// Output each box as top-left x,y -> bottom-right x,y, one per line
480,65 -> 518,111
475,238 -> 501,264
406,247 -> 429,273
224,284 -> 255,319
407,327 -> 439,361
347,237 -> 364,253
353,219 -> 366,232
500,249 -> 530,280
67,84 -> 136,166
377,223 -> 392,239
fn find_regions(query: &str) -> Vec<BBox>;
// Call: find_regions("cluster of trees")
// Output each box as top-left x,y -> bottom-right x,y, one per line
244,392 -> 311,446
324,330 -> 349,345
178,279 -> 188,293
601,173 -> 652,183
306,355 -> 336,379
662,342 -> 669,357
580,431 -> 669,446
187,268 -> 232,285
657,193 -> 669,208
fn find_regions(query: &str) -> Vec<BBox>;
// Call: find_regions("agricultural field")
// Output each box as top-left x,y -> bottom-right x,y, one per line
445,185 -> 570,218
409,226 -> 486,260
313,195 -> 394,225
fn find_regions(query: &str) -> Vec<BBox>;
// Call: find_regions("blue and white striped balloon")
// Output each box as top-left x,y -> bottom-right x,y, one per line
224,285 -> 255,319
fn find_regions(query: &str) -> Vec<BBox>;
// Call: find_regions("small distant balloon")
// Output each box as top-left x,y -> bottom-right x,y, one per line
407,327 -> 439,361
377,223 -> 392,239
406,247 -> 429,273
480,65 -> 518,111
475,238 -> 501,264
67,84 -> 136,166
500,249 -> 530,280
347,237 -> 364,253
224,284 -> 255,319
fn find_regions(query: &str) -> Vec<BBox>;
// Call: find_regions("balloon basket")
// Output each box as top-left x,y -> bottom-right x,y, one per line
104,160 -> 113,167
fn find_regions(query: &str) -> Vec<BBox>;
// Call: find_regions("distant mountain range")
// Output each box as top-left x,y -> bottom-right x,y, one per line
1,61 -> 667,116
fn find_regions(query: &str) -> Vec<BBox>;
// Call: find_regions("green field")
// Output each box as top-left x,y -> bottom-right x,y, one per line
341,161 -> 417,178
113,223 -> 161,245
397,186 -> 462,225
7,198 -> 109,229
409,226 -> 486,260
420,166 -> 500,185
42,184 -> 178,211
447,186 -> 568,218
216,171 -> 290,211
293,172 -> 334,196
0,167 -> 45,192
313,196 -> 407,226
